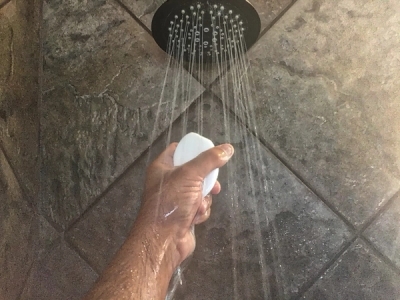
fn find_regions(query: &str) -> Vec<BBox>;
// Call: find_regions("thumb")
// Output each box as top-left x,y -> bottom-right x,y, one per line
184,144 -> 234,179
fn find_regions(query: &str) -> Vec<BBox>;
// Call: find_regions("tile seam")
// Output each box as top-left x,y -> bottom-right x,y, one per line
0,0 -> 11,10
295,189 -> 400,298
208,90 -> 356,231
64,95 -> 202,232
112,0 -> 152,36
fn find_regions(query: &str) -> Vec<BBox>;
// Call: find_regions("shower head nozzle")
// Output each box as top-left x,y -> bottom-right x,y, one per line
151,0 -> 261,63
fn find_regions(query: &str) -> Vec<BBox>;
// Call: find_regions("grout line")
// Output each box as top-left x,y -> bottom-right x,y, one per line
63,97 -> 203,269
294,189 -> 400,299
209,91 -> 400,297
15,261 -> 36,300
0,0 -> 11,10
358,189 -> 400,234
291,237 -> 357,300
207,0 -> 300,88
65,97 -> 200,232
16,235 -> 62,300
63,235 -> 101,275
0,143 -> 36,211
258,0 -> 299,39
360,235 -> 400,276
113,0 -> 152,36
208,90 -> 356,231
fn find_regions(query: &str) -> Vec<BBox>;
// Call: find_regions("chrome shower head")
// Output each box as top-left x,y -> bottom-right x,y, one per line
151,0 -> 261,63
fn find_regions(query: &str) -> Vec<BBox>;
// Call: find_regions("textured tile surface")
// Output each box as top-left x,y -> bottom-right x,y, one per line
365,193 -> 400,269
0,0 -> 40,200
20,240 -> 98,300
213,0 -> 400,227
303,239 -> 400,300
121,0 -> 292,32
41,0 -> 204,228
0,147 -> 37,299
68,95 -> 351,299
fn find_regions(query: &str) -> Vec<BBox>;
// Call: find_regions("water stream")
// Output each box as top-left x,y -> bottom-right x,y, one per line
149,4 -> 280,299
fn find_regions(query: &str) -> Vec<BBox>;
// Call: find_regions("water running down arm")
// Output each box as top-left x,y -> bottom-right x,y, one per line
83,142 -> 234,300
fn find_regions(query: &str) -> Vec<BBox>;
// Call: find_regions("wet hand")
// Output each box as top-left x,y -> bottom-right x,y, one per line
135,142 -> 234,271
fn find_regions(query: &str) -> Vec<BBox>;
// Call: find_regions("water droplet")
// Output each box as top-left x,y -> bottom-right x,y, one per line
229,10 -> 233,14
181,10 -> 185,14
190,6 -> 194,10
193,12 -> 196,16
175,15 -> 178,19
197,4 -> 201,9
217,12 -> 221,16
213,4 -> 218,9
168,27 -> 171,31
209,10 -> 213,15
239,21 -> 243,25
170,21 -> 174,24
201,10 -> 205,14
235,15 -> 240,19
220,6 -> 225,10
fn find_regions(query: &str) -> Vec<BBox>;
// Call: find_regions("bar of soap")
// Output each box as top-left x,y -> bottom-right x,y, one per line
173,132 -> 219,197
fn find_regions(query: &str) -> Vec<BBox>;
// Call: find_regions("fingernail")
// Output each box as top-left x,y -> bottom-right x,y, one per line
219,144 -> 234,159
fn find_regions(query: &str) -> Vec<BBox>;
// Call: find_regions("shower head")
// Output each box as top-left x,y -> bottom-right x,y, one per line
151,0 -> 261,63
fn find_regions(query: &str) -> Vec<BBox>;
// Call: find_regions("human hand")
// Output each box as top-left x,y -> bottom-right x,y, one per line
134,142 -> 234,272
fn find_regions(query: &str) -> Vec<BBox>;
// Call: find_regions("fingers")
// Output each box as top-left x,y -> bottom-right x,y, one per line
184,144 -> 234,179
194,207 -> 211,224
155,142 -> 178,166
194,196 -> 212,224
210,181 -> 221,195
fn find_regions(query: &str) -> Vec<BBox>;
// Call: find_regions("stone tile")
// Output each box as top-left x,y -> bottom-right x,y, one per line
303,239 -> 400,300
121,0 -> 291,33
20,240 -> 98,300
41,0 -> 204,228
0,0 -> 40,201
68,94 -> 351,299
364,193 -> 400,269
213,0 -> 400,227
0,147 -> 38,299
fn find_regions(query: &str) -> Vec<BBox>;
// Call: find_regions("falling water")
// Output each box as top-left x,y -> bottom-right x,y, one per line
148,2 -> 280,299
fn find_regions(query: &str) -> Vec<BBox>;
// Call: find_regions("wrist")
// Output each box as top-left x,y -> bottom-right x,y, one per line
129,220 -> 181,275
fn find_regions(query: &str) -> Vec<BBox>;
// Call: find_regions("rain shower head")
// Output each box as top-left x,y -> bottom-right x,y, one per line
151,0 -> 261,63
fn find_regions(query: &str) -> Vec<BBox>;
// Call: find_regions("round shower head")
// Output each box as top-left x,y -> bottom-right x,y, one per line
151,0 -> 261,63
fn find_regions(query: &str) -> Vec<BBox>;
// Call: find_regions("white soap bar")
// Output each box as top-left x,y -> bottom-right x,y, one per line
173,132 -> 219,197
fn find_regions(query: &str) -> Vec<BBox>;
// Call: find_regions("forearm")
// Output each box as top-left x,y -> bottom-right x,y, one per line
83,223 -> 175,300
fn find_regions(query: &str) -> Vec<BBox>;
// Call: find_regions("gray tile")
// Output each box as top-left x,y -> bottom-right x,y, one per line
0,0 -> 40,201
364,193 -> 400,269
68,94 -> 351,299
303,239 -> 400,300
212,0 -> 400,227
0,147 -> 38,299
41,0 -> 204,228
20,240 -> 98,300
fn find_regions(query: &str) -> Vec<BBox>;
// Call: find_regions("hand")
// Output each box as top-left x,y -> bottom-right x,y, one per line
135,142 -> 234,271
